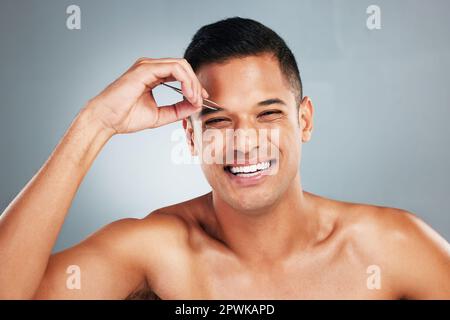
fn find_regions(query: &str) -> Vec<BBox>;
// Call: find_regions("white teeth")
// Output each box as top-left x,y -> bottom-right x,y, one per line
228,161 -> 271,174
236,171 -> 260,177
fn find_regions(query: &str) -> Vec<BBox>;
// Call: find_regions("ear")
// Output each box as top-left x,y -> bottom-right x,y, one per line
298,96 -> 314,142
182,117 -> 198,156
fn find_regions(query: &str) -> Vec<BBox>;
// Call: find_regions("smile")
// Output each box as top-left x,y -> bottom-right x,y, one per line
224,160 -> 274,177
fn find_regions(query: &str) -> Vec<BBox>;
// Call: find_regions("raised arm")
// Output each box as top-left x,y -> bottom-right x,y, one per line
0,58 -> 207,299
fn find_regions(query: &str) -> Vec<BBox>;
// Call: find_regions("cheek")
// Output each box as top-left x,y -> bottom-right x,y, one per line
200,164 -> 227,189
193,128 -> 228,163
276,126 -> 302,161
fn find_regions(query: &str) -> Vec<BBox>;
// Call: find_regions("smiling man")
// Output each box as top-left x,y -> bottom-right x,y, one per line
0,17 -> 449,300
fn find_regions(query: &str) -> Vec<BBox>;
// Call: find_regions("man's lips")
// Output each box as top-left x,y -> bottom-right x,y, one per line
222,159 -> 276,187
223,159 -> 275,176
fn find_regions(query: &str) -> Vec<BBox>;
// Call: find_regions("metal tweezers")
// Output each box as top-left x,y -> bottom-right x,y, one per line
160,82 -> 220,111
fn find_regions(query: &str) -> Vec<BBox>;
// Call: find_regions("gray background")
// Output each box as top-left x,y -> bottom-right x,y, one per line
1,0 -> 449,252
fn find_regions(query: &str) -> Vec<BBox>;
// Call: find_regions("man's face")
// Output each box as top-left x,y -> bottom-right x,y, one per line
184,53 -> 313,212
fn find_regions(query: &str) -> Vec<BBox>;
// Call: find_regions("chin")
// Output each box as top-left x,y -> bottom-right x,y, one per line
220,187 -> 281,213
204,159 -> 295,212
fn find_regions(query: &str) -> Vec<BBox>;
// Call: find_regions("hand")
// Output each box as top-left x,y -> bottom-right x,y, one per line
84,57 -> 208,134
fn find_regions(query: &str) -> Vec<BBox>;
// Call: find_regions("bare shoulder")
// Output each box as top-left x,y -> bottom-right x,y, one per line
140,197 -> 204,237
34,208 -> 197,299
141,193 -> 211,235
337,202 -> 449,259
76,212 -> 187,251
330,199 -> 450,298
64,198 -> 200,272
98,194 -> 203,243
91,194 -> 208,266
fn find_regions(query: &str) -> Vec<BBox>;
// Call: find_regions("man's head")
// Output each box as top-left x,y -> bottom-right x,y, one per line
184,17 -> 303,105
182,17 -> 314,212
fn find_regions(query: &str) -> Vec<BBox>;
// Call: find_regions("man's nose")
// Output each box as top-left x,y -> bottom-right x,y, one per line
231,120 -> 260,157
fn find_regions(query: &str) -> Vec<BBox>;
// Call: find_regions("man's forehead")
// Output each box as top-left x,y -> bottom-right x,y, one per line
195,54 -> 292,106
197,54 -> 284,85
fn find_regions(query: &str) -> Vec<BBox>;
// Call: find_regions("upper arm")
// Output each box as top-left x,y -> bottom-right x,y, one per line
33,218 -> 148,299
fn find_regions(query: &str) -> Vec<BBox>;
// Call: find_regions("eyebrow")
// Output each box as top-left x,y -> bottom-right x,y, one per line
198,98 -> 287,117
257,98 -> 287,107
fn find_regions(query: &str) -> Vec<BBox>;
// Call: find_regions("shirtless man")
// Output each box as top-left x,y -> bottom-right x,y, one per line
0,17 -> 449,300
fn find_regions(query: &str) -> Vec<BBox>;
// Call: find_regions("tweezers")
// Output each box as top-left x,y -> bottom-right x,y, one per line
160,82 -> 220,111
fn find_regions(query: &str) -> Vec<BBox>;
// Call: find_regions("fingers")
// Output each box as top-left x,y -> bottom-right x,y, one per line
177,58 -> 208,106
202,87 -> 209,100
143,58 -> 205,106
130,57 -> 208,108
132,61 -> 194,104
153,100 -> 201,128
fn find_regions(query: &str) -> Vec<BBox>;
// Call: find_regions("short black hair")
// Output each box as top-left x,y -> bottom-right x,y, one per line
184,17 -> 303,104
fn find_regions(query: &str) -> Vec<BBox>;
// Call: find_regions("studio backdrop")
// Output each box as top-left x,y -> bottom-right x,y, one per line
1,0 -> 449,251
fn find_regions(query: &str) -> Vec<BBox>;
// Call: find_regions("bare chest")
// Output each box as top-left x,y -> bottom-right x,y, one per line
150,248 -> 395,300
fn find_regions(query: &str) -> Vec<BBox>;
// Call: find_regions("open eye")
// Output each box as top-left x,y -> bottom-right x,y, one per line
258,110 -> 283,120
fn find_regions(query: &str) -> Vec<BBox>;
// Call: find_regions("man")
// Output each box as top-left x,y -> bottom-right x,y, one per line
0,17 -> 449,300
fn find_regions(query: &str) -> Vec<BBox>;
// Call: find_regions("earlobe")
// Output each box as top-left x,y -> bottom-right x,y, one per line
183,118 -> 197,156
302,131 -> 312,142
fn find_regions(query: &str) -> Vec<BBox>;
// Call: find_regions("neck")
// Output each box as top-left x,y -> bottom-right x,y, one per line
208,174 -> 318,264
